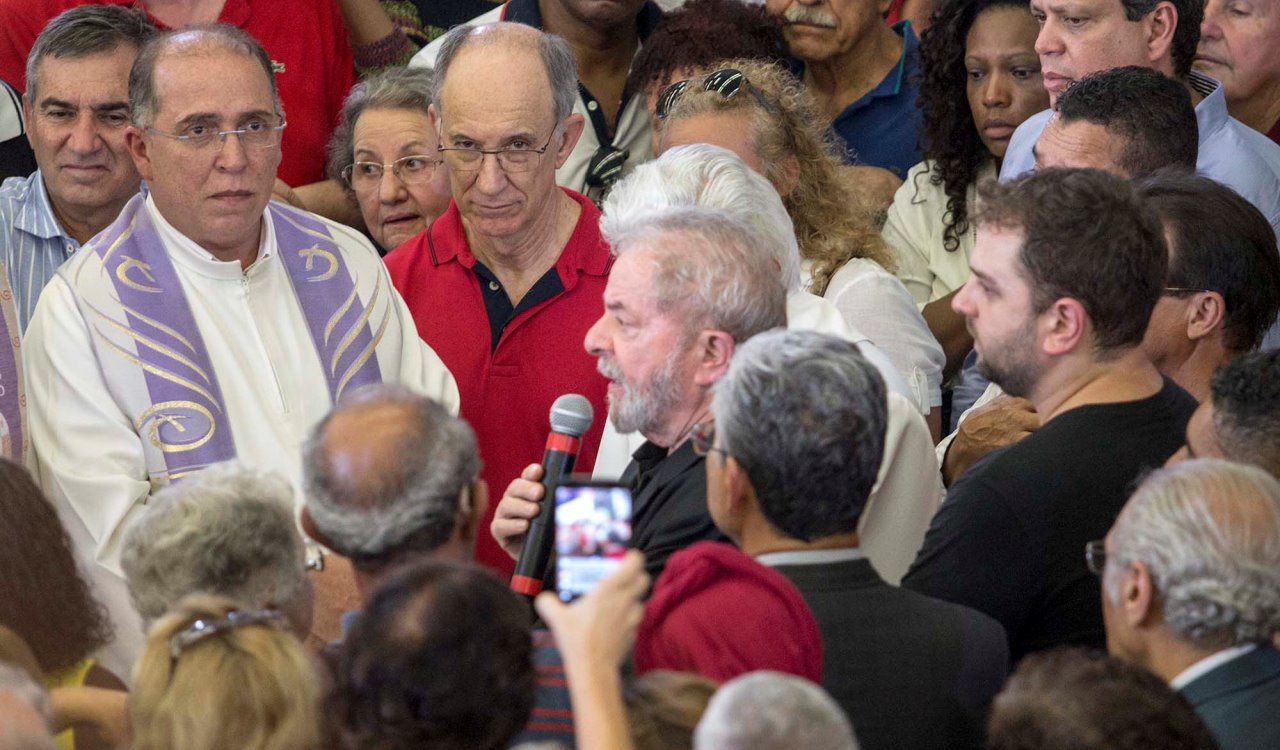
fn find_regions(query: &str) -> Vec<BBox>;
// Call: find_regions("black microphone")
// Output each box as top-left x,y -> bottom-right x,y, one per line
510,394 -> 594,597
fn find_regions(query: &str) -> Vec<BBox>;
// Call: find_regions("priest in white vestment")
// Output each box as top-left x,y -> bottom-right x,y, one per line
22,27 -> 458,677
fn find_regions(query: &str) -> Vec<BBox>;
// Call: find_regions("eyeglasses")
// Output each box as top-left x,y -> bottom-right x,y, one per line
341,154 -> 441,191
690,423 -> 727,458
1084,539 -> 1107,576
146,116 -> 286,151
437,130 -> 556,173
168,609 -> 284,660
655,68 -> 781,121
1163,287 -> 1213,296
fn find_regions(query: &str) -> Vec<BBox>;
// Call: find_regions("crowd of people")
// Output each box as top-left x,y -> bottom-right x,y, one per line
0,0 -> 1279,747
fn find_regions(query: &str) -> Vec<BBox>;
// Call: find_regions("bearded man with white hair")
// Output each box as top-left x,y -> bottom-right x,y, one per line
591,144 -> 942,583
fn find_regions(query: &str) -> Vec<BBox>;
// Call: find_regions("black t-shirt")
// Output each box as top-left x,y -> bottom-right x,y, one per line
621,440 -> 726,581
902,378 -> 1197,661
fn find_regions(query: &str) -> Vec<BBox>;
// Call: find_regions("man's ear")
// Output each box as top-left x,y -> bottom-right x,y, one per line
724,455 -> 751,514
299,506 -> 335,551
124,125 -> 154,182
1041,298 -> 1088,357
21,93 -> 32,140
1120,560 -> 1160,628
456,479 -> 489,544
692,330 -> 735,387
1144,1 -> 1179,72
553,113 -> 586,168
1185,291 -> 1225,342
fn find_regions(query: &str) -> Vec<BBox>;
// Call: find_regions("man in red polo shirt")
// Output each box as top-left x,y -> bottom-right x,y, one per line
385,22 -> 609,574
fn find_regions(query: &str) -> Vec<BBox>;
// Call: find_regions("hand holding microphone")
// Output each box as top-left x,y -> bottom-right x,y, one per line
509,394 -> 593,597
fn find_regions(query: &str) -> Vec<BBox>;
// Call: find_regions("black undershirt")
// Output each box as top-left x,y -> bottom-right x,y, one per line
473,260 -> 564,351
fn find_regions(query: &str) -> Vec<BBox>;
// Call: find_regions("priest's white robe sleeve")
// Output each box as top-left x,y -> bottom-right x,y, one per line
23,274 -> 151,576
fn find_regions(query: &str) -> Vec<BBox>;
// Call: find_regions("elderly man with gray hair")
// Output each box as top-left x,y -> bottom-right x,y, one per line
590,144 -> 942,584
1100,458 -> 1280,750
386,23 -> 618,577
300,384 -> 484,600
694,672 -> 859,750
703,328 -> 1007,750
494,204 -> 788,580
120,464 -> 314,637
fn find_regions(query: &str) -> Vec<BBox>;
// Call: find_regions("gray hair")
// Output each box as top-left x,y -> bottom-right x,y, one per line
603,144 -> 803,292
694,671 -> 859,750
26,5 -> 154,105
303,385 -> 479,563
1107,459 -> 1280,648
713,329 -> 886,541
0,662 -> 50,728
129,24 -> 282,128
120,464 -> 307,625
431,22 -> 578,123
607,205 -> 787,344
326,66 -> 436,186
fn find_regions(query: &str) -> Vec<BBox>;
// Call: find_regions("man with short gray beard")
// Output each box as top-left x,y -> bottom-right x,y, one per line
1099,459 -> 1280,750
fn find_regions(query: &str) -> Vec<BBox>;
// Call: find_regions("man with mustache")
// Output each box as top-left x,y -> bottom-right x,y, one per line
22,25 -> 458,676
765,0 -> 924,177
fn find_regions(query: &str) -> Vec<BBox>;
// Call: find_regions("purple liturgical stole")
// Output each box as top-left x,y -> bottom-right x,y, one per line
93,197 -> 383,480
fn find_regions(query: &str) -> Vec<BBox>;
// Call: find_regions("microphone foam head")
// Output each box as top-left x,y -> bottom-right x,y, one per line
550,394 -> 594,437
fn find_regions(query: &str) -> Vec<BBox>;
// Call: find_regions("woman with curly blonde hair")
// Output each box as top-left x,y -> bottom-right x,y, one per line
658,59 -> 944,424
130,595 -> 322,750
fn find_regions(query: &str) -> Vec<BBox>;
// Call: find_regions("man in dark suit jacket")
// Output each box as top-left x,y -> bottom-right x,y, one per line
703,328 -> 1009,750
1100,459 -> 1280,750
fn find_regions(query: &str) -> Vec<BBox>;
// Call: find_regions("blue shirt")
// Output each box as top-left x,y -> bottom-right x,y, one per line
0,170 -> 81,332
796,21 -> 924,178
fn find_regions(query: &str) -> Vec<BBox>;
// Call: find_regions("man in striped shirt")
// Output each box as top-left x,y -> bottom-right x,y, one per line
0,6 -> 151,331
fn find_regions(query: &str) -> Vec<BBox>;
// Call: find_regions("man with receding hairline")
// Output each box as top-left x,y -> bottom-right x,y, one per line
23,25 -> 456,675
387,22 -> 614,576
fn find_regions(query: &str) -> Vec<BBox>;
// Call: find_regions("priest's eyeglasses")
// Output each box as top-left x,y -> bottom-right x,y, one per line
341,154 -> 441,191
437,130 -> 556,173
168,609 -> 285,660
146,116 -> 287,150
655,68 -> 780,121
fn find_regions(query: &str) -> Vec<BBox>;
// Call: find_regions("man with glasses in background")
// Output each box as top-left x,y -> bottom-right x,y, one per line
23,24 -> 457,675
386,23 -> 613,575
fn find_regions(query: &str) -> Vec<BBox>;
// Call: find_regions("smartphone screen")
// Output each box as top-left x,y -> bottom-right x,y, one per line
555,481 -> 633,602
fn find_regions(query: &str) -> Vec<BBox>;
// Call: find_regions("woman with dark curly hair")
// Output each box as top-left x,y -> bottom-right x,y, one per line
882,0 -> 1047,375
0,459 -> 123,749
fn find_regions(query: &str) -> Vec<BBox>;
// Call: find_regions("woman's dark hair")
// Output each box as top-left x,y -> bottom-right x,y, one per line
917,0 -> 1032,253
328,560 -> 535,750
626,0 -> 786,97
0,459 -> 112,674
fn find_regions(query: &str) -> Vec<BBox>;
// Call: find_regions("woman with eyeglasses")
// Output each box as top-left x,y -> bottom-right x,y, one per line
130,595 -> 322,750
882,0 -> 1048,378
327,67 -> 453,254
0,458 -> 124,750
656,60 -> 945,431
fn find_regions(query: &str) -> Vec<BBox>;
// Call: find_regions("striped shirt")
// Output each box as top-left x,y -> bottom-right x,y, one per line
0,170 -> 81,332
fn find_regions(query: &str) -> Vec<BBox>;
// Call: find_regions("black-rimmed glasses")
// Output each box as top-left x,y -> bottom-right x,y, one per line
168,609 -> 285,660
655,68 -> 781,121
341,154 -> 441,191
1084,539 -> 1107,576
1163,287 -> 1214,296
438,130 -> 556,173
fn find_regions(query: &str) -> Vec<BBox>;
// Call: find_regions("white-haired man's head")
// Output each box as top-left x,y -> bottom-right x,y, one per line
694,671 -> 859,750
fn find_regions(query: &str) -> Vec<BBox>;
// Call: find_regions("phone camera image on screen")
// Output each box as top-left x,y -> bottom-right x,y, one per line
555,483 -> 633,602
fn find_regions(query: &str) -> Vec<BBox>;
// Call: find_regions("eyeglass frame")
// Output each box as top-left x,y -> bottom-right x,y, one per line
1084,539 -> 1108,576
436,128 -> 557,173
168,608 -> 285,660
1163,286 -> 1215,296
654,68 -> 781,122
689,422 -> 728,459
144,116 -> 287,150
340,153 -> 442,190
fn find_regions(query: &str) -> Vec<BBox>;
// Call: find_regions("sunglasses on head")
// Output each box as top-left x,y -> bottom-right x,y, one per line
655,68 -> 780,121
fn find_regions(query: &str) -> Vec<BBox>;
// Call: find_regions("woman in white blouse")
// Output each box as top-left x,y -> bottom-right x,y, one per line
882,0 -> 1046,378
657,59 -> 945,436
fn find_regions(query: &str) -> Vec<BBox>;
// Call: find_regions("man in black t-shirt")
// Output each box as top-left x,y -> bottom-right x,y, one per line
903,168 -> 1198,661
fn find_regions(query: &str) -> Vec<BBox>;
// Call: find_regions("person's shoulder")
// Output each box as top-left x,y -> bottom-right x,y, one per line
0,172 -> 33,203
271,201 -> 382,263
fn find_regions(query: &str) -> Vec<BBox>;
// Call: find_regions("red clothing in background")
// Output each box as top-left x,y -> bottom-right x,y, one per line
0,0 -> 354,186
385,190 -> 612,574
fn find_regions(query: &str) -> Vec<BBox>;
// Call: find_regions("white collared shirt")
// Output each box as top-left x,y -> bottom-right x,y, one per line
1171,643 -> 1258,691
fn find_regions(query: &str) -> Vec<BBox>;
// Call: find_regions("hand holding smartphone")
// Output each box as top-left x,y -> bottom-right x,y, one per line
554,479 -> 633,602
